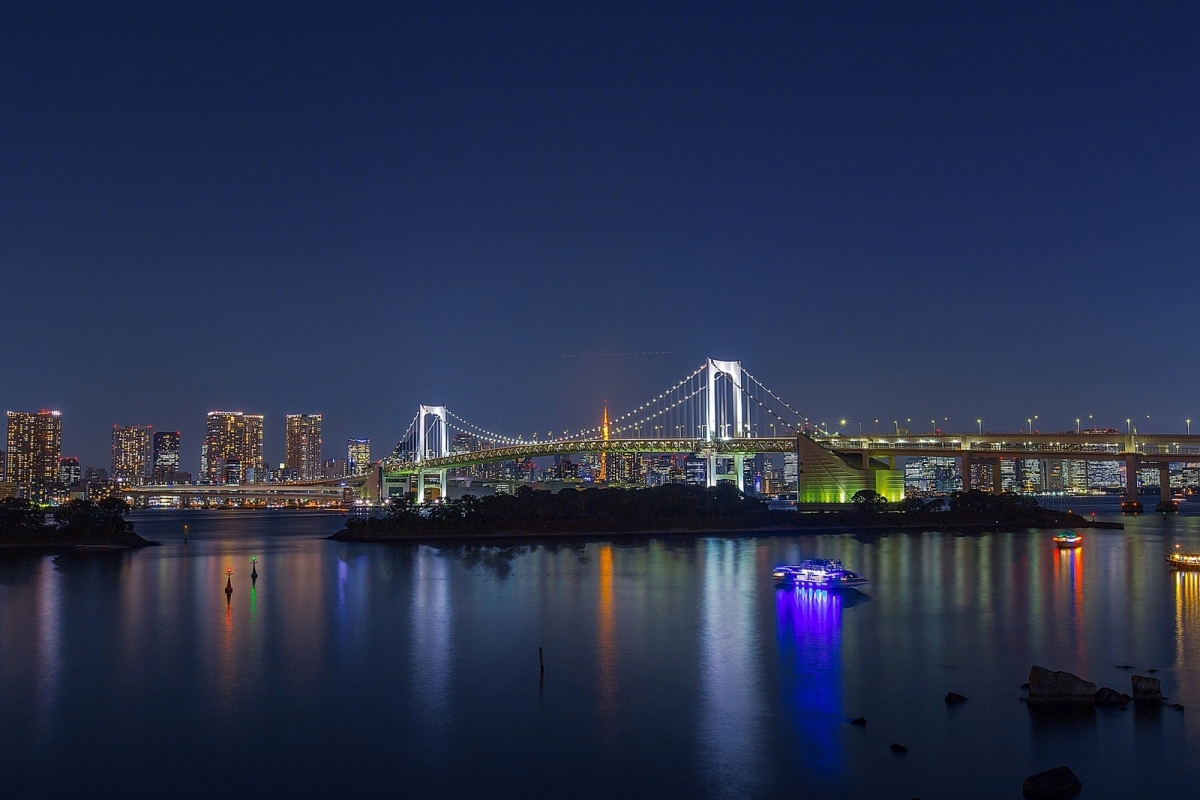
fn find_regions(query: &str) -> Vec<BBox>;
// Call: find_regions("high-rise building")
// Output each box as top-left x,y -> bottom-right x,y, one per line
285,414 -> 323,481
152,431 -> 181,483
112,425 -> 153,485
6,410 -> 62,492
202,411 -> 264,484
347,437 -> 371,476
59,457 -> 81,487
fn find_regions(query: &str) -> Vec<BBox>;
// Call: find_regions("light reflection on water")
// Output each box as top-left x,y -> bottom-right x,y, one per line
0,504 -> 1198,798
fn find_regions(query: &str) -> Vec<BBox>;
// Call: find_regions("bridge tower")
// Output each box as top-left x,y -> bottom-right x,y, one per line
703,359 -> 750,491
416,404 -> 449,501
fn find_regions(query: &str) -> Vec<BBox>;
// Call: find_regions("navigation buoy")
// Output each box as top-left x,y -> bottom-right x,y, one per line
539,646 -> 544,675
251,557 -> 258,583
183,524 -> 189,543
225,567 -> 233,603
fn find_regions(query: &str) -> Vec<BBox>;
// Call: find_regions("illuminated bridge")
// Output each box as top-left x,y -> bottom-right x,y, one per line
385,357 -> 1200,504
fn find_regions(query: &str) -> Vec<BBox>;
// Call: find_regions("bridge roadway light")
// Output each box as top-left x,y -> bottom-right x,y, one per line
977,419 -> 982,434
1188,419 -> 1192,435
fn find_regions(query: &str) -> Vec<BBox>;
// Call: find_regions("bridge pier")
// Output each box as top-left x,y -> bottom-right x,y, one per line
1160,463 -> 1172,502
734,454 -> 745,493
706,454 -> 716,488
961,453 -> 972,492
1124,453 -> 1139,500
992,458 -> 1003,493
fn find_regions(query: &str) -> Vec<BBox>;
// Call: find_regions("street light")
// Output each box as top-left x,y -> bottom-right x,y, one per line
1127,418 -> 1131,434
1075,418 -> 1080,434
1188,419 -> 1192,435
977,419 -> 982,434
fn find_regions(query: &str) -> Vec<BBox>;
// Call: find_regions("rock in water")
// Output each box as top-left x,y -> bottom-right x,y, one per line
1169,703 -> 1184,711
1022,766 -> 1082,798
848,717 -> 867,726
1026,666 -> 1097,706
1094,687 -> 1131,707
890,743 -> 908,753
1132,675 -> 1163,705
945,692 -> 968,705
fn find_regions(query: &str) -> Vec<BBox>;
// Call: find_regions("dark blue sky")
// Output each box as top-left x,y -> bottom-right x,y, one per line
2,2 -> 1198,469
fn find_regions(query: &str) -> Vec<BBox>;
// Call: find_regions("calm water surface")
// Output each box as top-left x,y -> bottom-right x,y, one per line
2,500 -> 1199,798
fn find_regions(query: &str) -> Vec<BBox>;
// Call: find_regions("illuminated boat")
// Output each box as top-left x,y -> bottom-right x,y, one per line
1120,500 -> 1143,513
1167,545 -> 1200,569
773,559 -> 869,589
1054,531 -> 1082,548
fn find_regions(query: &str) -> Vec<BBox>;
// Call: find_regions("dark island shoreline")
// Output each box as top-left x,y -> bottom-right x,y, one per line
0,497 -> 157,551
330,484 -> 1119,545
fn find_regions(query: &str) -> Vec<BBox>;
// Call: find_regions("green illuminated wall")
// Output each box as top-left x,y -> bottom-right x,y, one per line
796,434 -> 904,503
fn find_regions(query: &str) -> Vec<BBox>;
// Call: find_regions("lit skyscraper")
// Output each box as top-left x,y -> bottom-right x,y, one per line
59,456 -> 81,487
152,431 -> 181,483
112,425 -> 153,485
285,414 -> 323,481
6,410 -> 62,492
347,438 -> 371,476
202,411 -> 264,484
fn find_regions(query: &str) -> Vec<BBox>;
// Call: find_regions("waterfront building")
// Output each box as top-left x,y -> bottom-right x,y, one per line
782,452 -> 798,488
59,457 -> 81,487
1018,459 -> 1042,492
1001,458 -> 1018,492
112,425 -> 152,485
285,414 -> 323,481
577,453 -> 601,482
6,410 -> 62,494
152,431 -> 181,483
607,452 -> 640,485
903,456 -> 960,496
683,454 -> 707,485
202,411 -> 264,484
347,438 -> 371,475
1138,467 -> 1160,490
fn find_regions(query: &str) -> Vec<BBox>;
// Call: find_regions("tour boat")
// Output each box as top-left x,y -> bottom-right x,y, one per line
1054,531 -> 1083,548
1167,545 -> 1200,570
1120,500 -> 1143,514
773,559 -> 869,589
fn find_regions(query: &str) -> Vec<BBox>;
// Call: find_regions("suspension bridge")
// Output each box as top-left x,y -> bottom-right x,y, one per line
384,358 -> 853,499
385,355 -> 1200,506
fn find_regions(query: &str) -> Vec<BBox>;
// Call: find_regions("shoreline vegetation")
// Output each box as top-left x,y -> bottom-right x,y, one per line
0,497 -> 154,550
331,485 -> 1111,543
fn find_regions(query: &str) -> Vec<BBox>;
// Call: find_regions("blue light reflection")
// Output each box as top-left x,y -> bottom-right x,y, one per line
775,586 -> 862,776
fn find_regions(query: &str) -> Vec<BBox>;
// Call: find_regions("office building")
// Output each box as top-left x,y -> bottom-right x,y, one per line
112,425 -> 152,485
285,414 -> 323,481
322,458 -> 348,479
201,411 -> 264,484
152,431 -> 181,483
59,457 -> 81,487
903,456 -> 961,496
6,410 -> 62,492
684,454 -> 707,485
347,437 -> 371,476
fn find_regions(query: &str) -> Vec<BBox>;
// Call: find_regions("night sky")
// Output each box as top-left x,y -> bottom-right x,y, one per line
2,2 -> 1198,470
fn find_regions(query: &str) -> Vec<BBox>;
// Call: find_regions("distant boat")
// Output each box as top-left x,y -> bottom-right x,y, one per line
773,559 -> 868,589
1054,531 -> 1083,548
1120,500 -> 1143,514
1167,546 -> 1200,570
